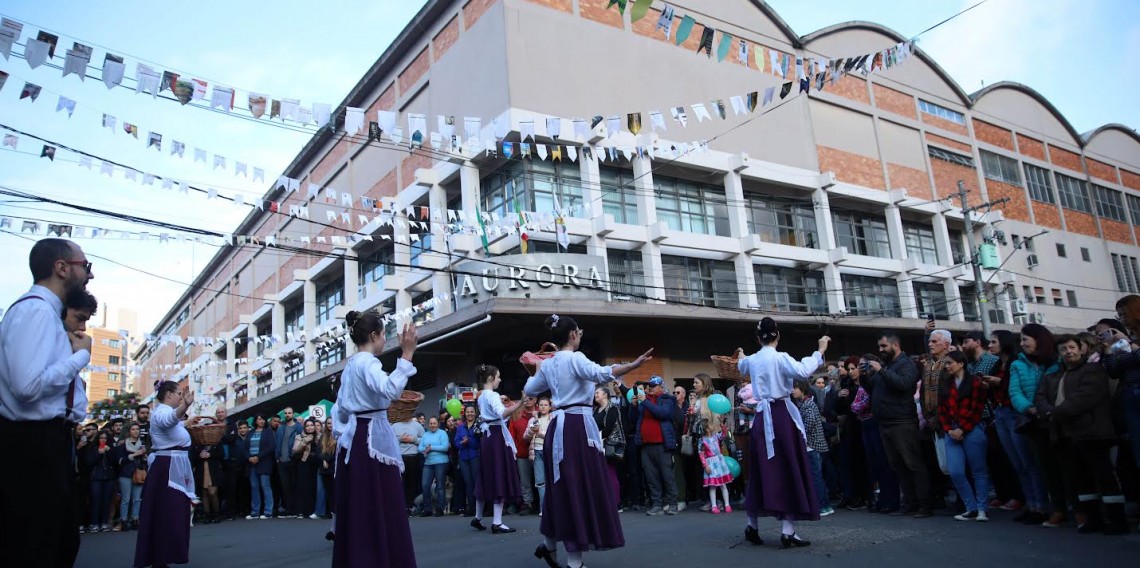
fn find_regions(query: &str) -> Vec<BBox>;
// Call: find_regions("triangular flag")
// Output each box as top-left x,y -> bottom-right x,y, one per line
675,15 -> 695,46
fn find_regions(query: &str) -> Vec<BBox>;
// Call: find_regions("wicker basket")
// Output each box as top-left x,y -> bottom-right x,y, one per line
188,423 -> 226,446
710,354 -> 745,382
387,390 -> 425,424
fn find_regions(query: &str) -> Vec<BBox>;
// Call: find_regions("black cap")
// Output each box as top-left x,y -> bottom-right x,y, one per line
1087,318 -> 1127,335
963,331 -> 986,343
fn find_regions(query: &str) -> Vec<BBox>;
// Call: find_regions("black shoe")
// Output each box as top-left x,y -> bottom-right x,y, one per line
744,526 -> 764,546
534,544 -> 559,568
845,500 -> 866,511
418,509 -> 432,518
835,498 -> 851,509
470,518 -> 486,531
1011,510 -> 1030,523
517,505 -> 531,516
780,533 -> 811,549
1020,511 -> 1046,525
433,509 -> 444,517
912,508 -> 933,519
491,523 -> 516,534
324,531 -> 335,542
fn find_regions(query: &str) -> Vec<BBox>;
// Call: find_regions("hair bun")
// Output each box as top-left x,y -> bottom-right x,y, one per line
345,311 -> 360,327
757,317 -> 779,339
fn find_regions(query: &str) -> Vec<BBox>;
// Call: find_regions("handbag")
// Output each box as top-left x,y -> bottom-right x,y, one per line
680,433 -> 695,457
519,343 -> 559,376
603,408 -> 626,460
132,463 -> 147,485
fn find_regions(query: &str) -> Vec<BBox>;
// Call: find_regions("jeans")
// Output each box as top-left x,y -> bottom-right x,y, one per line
421,463 -> 448,513
945,428 -> 989,513
89,479 -> 115,526
993,406 -> 1047,510
807,451 -> 829,510
250,473 -> 274,516
458,458 -> 480,514
640,444 -> 677,508
516,457 -> 534,508
533,450 -> 547,513
118,477 -> 142,521
315,470 -> 327,517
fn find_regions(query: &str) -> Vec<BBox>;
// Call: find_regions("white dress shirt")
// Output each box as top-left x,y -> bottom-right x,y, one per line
738,345 -> 823,460
334,352 -> 417,469
149,402 -> 196,500
0,285 -> 90,422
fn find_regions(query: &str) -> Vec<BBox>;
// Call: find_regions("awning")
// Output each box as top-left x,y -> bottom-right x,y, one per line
250,357 -> 273,373
276,340 -> 304,360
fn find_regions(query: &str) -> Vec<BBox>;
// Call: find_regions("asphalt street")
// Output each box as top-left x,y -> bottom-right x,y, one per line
76,505 -> 1138,567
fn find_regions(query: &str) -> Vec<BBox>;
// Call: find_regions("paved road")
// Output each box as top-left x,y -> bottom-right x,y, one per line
76,505 -> 1137,567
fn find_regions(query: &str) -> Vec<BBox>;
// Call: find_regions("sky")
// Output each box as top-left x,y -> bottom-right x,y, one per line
0,0 -> 1137,338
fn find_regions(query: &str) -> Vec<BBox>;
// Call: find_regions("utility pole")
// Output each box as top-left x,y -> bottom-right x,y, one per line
955,180 -> 1009,338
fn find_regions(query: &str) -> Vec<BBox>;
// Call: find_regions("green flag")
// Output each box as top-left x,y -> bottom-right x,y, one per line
629,0 -> 653,22
675,15 -> 695,46
476,207 -> 490,255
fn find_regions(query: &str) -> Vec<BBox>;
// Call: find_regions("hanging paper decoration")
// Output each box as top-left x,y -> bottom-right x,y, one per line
172,78 -> 194,105
19,82 -> 40,101
40,144 -> 55,160
697,27 -> 715,57
627,112 -> 642,135
715,31 -> 732,62
657,4 -> 675,39
675,15 -> 695,46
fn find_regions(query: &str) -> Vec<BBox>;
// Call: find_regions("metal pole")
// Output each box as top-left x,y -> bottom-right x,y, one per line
957,180 -> 991,338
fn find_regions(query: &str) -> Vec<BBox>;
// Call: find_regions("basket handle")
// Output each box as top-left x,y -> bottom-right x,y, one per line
538,342 -> 559,354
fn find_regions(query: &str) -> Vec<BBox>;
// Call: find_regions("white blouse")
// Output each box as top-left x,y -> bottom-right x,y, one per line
334,352 -> 417,469
738,346 -> 823,460
148,402 -> 195,500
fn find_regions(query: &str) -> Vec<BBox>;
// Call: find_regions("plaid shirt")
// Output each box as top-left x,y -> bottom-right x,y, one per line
938,375 -> 988,433
796,397 -> 828,453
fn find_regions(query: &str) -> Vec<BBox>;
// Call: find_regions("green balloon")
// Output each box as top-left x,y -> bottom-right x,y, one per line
446,398 -> 463,419
724,455 -> 741,479
707,393 -> 731,415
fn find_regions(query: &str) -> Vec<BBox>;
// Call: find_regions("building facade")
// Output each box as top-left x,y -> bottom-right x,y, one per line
86,326 -> 129,411
134,0 -> 1140,419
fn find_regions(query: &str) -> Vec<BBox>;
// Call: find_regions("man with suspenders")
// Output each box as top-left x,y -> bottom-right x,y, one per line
0,238 -> 95,567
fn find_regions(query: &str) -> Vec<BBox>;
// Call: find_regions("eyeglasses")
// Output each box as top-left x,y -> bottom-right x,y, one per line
64,260 -> 92,272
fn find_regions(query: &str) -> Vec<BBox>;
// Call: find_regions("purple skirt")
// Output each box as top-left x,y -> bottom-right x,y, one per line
133,456 -> 191,567
474,423 -> 521,503
540,413 -> 624,553
744,402 -> 820,521
332,418 -> 417,568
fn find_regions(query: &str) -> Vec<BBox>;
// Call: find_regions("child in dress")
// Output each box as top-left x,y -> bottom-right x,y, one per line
699,412 -> 734,514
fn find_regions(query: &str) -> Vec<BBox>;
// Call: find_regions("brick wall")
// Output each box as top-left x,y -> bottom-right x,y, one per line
432,16 -> 460,61
887,163 -> 932,200
920,112 -> 969,136
1064,210 -> 1098,237
525,0 -> 571,13
925,132 -> 971,154
1123,169 -> 1140,191
366,84 -> 396,117
277,255 -> 310,287
463,0 -> 497,29
1048,144 -> 1082,173
1101,219 -> 1133,244
366,170 -> 399,200
678,22 -> 705,52
1031,202 -> 1062,229
398,47 -> 431,95
1086,158 -> 1118,184
399,149 -> 435,188
930,158 -> 982,207
1017,134 -> 1046,161
872,83 -> 915,119
818,145 -> 885,190
632,6 -> 660,37
310,140 -> 349,184
830,74 -> 869,105
973,120 -> 1014,151
985,179 -> 1030,222
580,0 -> 623,29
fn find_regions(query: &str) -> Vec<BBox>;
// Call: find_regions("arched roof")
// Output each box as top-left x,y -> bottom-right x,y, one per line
969,82 -> 1082,144
752,0 -> 803,48
1081,123 -> 1140,147
800,21 -> 972,106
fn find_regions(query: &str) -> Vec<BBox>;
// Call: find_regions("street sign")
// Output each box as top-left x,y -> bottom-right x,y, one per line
308,404 -> 326,421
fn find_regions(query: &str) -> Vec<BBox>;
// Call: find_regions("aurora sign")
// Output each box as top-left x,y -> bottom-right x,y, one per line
453,253 -> 608,308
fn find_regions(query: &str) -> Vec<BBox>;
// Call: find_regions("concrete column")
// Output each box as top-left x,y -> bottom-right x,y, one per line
725,171 -> 756,308
460,160 -> 482,258
897,274 -> 919,318
342,248 -> 360,308
303,279 -> 317,375
225,338 -> 239,403
931,212 -> 954,266
269,301 -> 285,391
429,182 -> 454,318
811,188 -> 837,251
942,278 -> 965,322
822,264 -> 845,314
632,153 -> 665,303
580,145 -> 606,257
247,322 -> 259,360
884,204 -> 907,261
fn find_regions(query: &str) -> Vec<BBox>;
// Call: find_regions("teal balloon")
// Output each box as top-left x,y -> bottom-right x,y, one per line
724,456 -> 741,479
707,393 -> 731,415
446,398 -> 463,419
626,387 -> 641,403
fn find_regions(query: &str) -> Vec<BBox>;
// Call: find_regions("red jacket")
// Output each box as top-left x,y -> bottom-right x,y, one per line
938,374 -> 987,434
508,412 -> 534,459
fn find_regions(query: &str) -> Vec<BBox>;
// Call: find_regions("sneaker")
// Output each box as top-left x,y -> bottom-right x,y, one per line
100,524 -> 111,532
259,515 -> 269,520
846,500 -> 866,511
645,506 -> 665,516
309,514 -> 319,520
999,499 -> 1023,511
913,509 -> 933,519
245,515 -> 256,520
954,511 -> 978,521
1041,512 -> 1066,528
988,498 -> 1004,509
821,507 -> 835,517
976,511 -> 989,522
700,503 -> 712,512
617,508 -> 624,513
724,505 -> 732,513
664,504 -> 679,515
711,506 -> 721,514
676,502 -> 687,512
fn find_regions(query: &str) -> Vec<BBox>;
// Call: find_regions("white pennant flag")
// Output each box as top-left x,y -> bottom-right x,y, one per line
23,39 -> 49,69
729,95 -> 746,116
649,111 -> 666,132
345,107 -> 364,135
102,57 -> 125,89
62,49 -> 89,80
691,103 -> 712,122
135,64 -> 160,97
210,86 -> 234,111
55,96 -> 76,117
313,103 -> 332,127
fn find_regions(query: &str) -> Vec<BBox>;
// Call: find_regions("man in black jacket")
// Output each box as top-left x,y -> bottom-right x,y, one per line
863,332 -> 931,518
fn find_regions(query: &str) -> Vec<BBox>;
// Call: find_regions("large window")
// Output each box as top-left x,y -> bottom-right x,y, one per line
598,165 -> 639,224
481,161 -> 584,218
928,146 -> 974,168
316,280 -> 345,369
754,266 -> 827,313
411,291 -> 435,326
652,175 -> 730,236
913,282 -> 949,319
833,210 -> 892,258
1023,164 -> 1055,204
842,275 -> 900,317
919,99 -> 966,125
108,355 -> 121,365
1111,253 -> 1140,293
948,229 -> 966,264
284,303 -> 304,337
1055,173 -> 1092,213
607,249 -> 646,303
1092,184 -> 1127,222
410,234 -> 433,267
359,246 -> 395,295
1128,194 -> 1140,226
903,222 -> 940,264
744,194 -> 818,248
980,150 -> 1021,186
503,241 -> 586,255
661,255 -> 738,308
